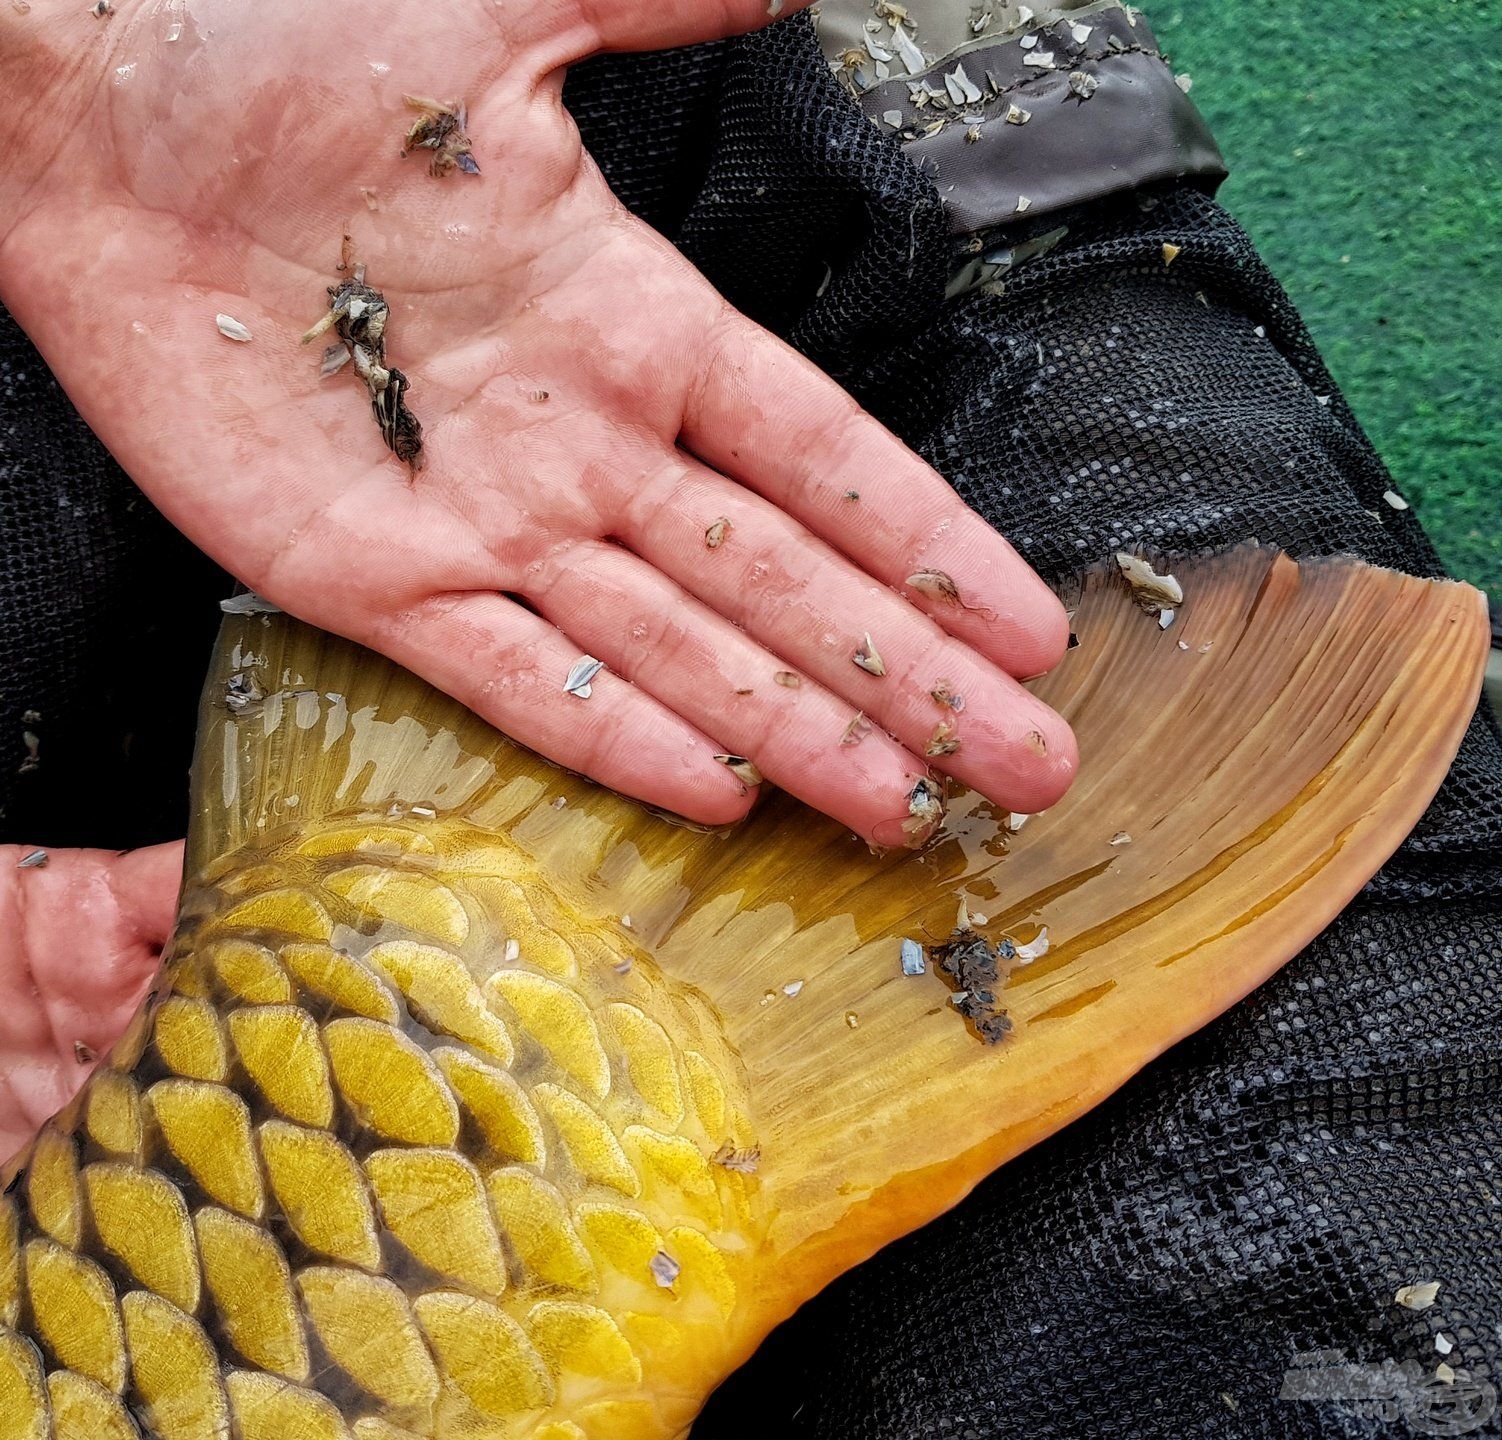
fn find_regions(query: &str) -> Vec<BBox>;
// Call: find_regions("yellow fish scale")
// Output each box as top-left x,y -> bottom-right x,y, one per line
0,1329 -> 49,1440
83,1071 -> 143,1163
0,821 -> 762,1439
194,1207 -> 310,1381
46,1371 -> 139,1440
22,1239 -> 127,1393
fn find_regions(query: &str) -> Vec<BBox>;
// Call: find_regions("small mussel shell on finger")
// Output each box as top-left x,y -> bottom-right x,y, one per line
714,755 -> 764,787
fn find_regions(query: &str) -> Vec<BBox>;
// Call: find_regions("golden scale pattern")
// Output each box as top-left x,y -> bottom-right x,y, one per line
0,821 -> 762,1440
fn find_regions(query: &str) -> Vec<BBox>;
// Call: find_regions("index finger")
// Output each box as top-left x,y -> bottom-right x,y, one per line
680,305 -> 1071,680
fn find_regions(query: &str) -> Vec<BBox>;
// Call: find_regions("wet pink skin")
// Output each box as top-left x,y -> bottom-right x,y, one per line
0,2 -> 1080,1146
0,845 -> 181,1163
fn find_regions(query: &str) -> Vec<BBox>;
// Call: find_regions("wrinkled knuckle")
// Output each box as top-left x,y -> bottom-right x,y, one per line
730,542 -> 816,636
523,536 -> 595,605
613,607 -> 661,664
729,696 -> 786,759
361,592 -> 458,658
570,707 -> 639,779
616,457 -> 691,536
892,633 -> 952,709
785,405 -> 860,512
635,610 -> 699,680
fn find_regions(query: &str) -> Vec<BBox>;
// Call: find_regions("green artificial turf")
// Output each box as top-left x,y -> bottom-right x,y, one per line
1152,0 -> 1501,596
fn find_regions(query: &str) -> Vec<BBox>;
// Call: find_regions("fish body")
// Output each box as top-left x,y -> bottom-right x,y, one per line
3,820 -> 758,1439
0,546 -> 1488,1438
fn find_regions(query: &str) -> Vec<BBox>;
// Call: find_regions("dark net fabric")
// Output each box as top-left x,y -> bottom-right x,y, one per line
0,10 -> 1494,1437
0,321 -> 227,846
574,16 -> 1502,1440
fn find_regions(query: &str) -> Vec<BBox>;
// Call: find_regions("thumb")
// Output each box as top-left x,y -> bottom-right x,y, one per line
110,841 -> 186,949
569,0 -> 811,55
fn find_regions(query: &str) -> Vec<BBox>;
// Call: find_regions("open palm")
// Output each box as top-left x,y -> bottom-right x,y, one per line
0,0 -> 1075,845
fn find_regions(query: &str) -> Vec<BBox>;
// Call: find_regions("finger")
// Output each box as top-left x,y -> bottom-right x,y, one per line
113,842 -> 186,949
567,0 -> 812,55
613,459 -> 1078,815
367,591 -> 754,827
524,540 -> 941,845
680,306 -> 1072,679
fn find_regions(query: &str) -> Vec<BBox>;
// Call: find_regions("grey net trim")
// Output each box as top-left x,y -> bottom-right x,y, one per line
838,5 -> 1227,234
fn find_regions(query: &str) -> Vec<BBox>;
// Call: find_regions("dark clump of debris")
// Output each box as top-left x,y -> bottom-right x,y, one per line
303,252 -> 424,470
401,96 -> 480,177
224,670 -> 266,716
903,775 -> 946,843
935,923 -> 1018,1045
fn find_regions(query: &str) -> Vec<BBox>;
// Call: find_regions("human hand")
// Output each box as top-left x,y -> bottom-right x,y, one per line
0,843 -> 181,1161
0,0 -> 1076,845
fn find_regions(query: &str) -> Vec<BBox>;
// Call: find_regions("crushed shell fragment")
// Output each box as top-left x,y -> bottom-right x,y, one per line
1396,1281 -> 1441,1311
853,633 -> 887,677
906,570 -> 961,603
713,754 -> 763,786
926,720 -> 960,756
840,711 -> 871,745
564,655 -> 605,698
1115,552 -> 1183,615
215,313 -> 252,342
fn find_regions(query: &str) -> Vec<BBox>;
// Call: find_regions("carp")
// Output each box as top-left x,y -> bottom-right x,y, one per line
0,545 -> 1487,1439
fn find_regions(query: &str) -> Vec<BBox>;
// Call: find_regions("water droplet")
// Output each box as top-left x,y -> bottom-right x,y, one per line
113,62 -> 136,85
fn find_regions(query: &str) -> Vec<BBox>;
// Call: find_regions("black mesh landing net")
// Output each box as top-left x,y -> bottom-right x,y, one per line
1,11 -> 1498,1437
0,339 -> 226,846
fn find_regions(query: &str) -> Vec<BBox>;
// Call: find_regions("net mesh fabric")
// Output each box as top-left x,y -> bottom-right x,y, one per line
568,17 -> 1502,1438
0,11 -> 1496,1436
0,327 -> 226,844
